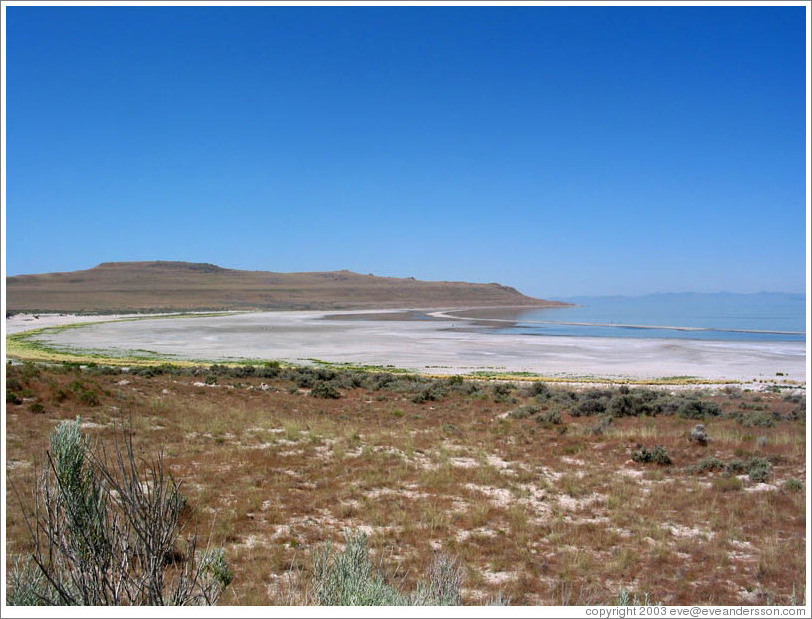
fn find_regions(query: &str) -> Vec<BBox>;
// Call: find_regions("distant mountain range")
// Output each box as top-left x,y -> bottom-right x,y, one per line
561,291 -> 806,305
6,261 -> 567,314
562,292 -> 805,303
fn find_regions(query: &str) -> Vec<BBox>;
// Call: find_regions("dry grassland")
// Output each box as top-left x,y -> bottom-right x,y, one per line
6,261 -> 563,313
4,362 -> 807,606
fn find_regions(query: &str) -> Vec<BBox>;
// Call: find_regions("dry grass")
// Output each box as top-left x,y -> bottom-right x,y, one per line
4,362 -> 806,606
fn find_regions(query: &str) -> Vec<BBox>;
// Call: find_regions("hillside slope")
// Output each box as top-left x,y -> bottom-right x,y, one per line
6,261 -> 567,313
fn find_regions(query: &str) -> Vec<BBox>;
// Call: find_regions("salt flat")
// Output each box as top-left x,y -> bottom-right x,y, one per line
12,310 -> 806,383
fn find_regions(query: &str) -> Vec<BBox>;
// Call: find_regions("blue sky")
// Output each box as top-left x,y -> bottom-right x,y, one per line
4,4 -> 808,298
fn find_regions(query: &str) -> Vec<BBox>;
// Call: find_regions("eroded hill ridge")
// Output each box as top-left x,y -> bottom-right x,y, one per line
6,261 -> 567,313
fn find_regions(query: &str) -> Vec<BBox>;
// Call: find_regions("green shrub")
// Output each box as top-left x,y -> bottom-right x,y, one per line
616,587 -> 659,606
721,386 -> 743,399
130,366 -> 157,378
286,366 -> 320,389
197,548 -> 233,589
364,373 -> 395,391
608,394 -> 637,417
448,380 -> 482,396
256,361 -> 281,378
20,362 -> 42,381
491,383 -> 516,403
725,459 -> 748,475
573,398 -> 607,416
67,380 -> 101,406
746,457 -> 772,483
77,389 -> 100,406
507,403 -> 562,424
52,386 -> 69,403
310,530 -> 463,605
650,395 -> 685,416
412,383 -> 447,403
737,411 -> 775,427
6,389 -> 22,405
631,445 -> 672,466
677,399 -> 721,419
28,402 -> 45,414
536,408 -> 563,425
783,478 -> 803,492
737,401 -> 766,411
5,557 -> 50,606
507,404 -> 540,419
608,392 -> 653,418
525,382 -> 551,399
333,372 -> 365,389
311,381 -> 342,399
689,456 -> 725,474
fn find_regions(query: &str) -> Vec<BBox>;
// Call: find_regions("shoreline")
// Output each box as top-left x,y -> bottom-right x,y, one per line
434,309 -> 805,336
6,310 -> 806,386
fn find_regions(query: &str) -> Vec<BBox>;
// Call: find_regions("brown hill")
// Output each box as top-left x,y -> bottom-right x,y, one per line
6,261 -> 568,313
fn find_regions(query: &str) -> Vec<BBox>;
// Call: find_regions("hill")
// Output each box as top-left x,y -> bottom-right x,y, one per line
6,261 -> 567,313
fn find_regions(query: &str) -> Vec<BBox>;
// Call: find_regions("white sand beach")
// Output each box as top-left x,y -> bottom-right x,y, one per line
7,310 -> 807,384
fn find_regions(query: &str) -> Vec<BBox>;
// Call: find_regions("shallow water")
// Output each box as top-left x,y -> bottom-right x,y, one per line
461,293 -> 806,342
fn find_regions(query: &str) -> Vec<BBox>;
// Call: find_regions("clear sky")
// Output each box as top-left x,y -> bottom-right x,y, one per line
3,3 -> 808,299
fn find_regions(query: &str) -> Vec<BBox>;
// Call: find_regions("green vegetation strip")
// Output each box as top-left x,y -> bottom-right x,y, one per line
6,313 -> 243,368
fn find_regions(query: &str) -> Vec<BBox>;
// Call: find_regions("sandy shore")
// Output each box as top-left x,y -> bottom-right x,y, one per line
5,312 -> 144,335
4,311 -> 242,335
7,310 -> 807,384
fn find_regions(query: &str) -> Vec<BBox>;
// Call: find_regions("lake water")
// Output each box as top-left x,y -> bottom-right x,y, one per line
461,293 -> 806,342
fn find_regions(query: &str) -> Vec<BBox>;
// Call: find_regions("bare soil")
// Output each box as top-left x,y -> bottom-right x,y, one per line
4,363 -> 806,606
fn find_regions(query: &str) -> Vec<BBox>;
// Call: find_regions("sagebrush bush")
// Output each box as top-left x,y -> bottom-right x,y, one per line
746,456 -> 772,483
507,403 -> 562,424
311,381 -> 342,399
631,445 -> 672,466
508,404 -> 539,419
676,398 -> 721,419
689,456 -> 725,474
783,478 -> 803,492
7,417 -> 231,606
491,383 -> 516,403
536,408 -> 563,425
573,398 -> 607,416
736,411 -> 776,427
412,382 -> 447,403
524,381 -> 551,399
725,459 -> 748,475
310,531 -> 464,605
609,394 -> 645,417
